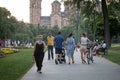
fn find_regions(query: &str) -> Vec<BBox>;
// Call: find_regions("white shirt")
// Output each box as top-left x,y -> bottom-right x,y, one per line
81,37 -> 88,45
102,43 -> 107,48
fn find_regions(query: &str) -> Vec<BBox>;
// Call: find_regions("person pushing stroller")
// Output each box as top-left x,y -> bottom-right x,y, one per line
54,31 -> 64,64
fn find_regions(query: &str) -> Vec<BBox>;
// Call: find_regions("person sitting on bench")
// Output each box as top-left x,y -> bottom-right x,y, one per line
101,40 -> 107,55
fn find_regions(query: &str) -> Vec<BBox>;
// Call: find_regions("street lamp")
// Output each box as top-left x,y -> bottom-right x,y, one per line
38,23 -> 40,35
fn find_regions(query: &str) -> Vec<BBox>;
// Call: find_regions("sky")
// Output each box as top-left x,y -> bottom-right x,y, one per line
0,0 -> 64,23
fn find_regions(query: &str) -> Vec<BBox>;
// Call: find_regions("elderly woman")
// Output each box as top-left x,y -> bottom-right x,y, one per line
33,35 -> 46,73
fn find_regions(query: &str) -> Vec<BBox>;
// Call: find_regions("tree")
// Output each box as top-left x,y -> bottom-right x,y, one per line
95,15 -> 120,41
109,16 -> 120,39
62,0 -> 111,48
0,7 -> 12,39
101,0 -> 110,47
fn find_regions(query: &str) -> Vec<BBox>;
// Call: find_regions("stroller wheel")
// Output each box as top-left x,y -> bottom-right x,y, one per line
55,59 -> 58,65
59,61 -> 62,64
64,59 -> 66,63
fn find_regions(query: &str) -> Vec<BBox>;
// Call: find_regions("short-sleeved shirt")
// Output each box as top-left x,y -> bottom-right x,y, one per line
54,35 -> 64,49
47,36 -> 54,46
102,43 -> 107,48
81,37 -> 88,45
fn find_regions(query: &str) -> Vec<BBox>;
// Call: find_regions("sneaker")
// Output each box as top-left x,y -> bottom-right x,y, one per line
72,61 -> 74,64
82,59 -> 86,64
68,62 -> 70,65
37,70 -> 42,73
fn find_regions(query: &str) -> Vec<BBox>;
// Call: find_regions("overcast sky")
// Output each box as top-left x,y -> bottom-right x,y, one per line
0,0 -> 64,23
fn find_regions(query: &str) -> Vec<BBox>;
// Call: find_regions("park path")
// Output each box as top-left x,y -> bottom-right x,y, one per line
21,49 -> 120,80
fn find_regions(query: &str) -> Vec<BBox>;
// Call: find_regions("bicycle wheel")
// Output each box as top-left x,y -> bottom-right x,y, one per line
87,50 -> 90,64
90,48 -> 94,63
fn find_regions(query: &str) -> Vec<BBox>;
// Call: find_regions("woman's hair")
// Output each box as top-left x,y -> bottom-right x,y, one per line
82,32 -> 87,37
68,33 -> 73,37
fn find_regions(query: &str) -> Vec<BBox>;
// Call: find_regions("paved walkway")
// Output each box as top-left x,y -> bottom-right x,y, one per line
21,49 -> 120,80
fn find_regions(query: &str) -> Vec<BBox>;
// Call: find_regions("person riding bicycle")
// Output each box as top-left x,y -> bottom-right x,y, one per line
80,32 -> 91,64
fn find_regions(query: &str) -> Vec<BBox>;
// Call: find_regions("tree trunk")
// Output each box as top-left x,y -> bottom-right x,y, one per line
101,0 -> 111,48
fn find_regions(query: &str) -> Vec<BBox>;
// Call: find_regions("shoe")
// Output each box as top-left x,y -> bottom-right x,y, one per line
68,62 -> 70,65
72,61 -> 74,64
52,58 -> 54,60
82,59 -> 86,64
37,70 -> 42,73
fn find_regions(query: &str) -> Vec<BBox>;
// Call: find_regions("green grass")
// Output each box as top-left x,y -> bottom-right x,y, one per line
0,48 -> 34,80
104,46 -> 120,65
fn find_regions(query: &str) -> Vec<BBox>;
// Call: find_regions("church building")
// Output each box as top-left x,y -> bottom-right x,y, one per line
30,0 -> 70,28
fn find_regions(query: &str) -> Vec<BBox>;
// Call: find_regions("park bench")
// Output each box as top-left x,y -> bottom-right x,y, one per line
97,47 -> 108,56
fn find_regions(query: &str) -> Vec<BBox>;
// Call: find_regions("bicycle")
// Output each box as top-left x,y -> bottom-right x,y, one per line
84,43 -> 94,64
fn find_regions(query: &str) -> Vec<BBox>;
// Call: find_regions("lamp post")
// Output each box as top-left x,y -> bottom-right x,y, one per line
38,23 -> 39,35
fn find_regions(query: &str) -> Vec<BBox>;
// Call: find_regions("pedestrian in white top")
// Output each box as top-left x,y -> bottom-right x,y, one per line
101,40 -> 107,55
80,32 -> 91,63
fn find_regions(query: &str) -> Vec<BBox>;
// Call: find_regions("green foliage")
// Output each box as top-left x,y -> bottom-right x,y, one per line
0,7 -> 12,39
61,25 -> 74,39
109,16 -> 120,38
108,1 -> 120,21
95,15 -> 120,40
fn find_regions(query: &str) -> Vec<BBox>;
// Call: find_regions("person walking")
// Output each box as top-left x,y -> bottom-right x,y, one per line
54,31 -> 64,64
32,35 -> 46,73
66,33 -> 75,64
80,32 -> 91,63
47,32 -> 54,60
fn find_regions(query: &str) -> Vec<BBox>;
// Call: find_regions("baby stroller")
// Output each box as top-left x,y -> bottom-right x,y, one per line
55,47 -> 66,64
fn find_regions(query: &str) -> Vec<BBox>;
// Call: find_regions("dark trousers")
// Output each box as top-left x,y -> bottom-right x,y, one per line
101,48 -> 106,55
48,46 -> 54,60
34,53 -> 44,71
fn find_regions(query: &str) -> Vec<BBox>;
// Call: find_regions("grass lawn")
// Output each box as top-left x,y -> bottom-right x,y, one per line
104,46 -> 120,65
0,48 -> 34,80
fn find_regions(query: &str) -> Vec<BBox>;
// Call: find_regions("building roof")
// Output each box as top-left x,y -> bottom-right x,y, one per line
41,16 -> 50,19
52,0 -> 61,4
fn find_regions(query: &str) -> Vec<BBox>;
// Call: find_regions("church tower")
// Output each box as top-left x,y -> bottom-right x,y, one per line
64,4 -> 70,14
30,0 -> 42,24
51,0 -> 62,27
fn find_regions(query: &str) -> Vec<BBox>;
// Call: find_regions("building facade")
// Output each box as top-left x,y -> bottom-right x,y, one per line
30,0 -> 42,24
30,0 -> 69,27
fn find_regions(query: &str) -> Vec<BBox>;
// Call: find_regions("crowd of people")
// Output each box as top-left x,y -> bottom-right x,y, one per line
0,39 -> 32,48
32,31 -> 107,73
